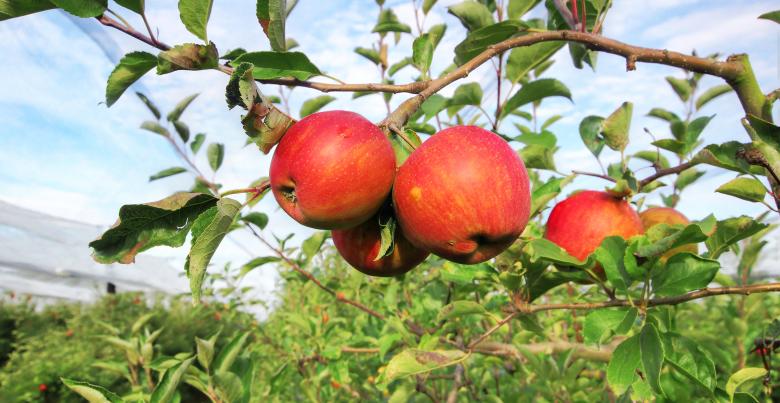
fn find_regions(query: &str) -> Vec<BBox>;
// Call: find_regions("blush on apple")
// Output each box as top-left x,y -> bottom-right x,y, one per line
640,207 -> 698,259
544,190 -> 644,261
270,110 -> 396,230
332,215 -> 429,277
392,126 -> 531,264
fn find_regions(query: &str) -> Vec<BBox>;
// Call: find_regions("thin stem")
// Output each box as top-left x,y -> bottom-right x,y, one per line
467,312 -> 516,350
140,13 -> 157,45
573,170 -> 617,183
106,8 -> 133,30
494,52 -> 504,131
638,160 -> 696,189
219,181 -> 271,198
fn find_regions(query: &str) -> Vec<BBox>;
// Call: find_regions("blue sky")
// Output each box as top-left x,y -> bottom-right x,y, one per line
0,1 -> 778,289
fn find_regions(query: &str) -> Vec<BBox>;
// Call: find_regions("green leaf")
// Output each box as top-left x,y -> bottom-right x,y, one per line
135,92 -> 161,120
716,177 -> 766,203
390,129 -> 422,167
213,332 -> 250,374
220,48 -> 247,61
633,150 -> 670,169
696,84 -> 732,110
674,168 -> 704,191
167,93 -> 199,122
232,51 -> 322,80
447,1 -> 494,31
0,1 -> 56,21
185,198 -> 242,302
692,142 -> 751,174
428,23 -> 447,49
508,0 -> 540,19
354,47 -> 381,65
519,144 -> 556,170
640,323 -> 665,395
422,0 -> 437,14
758,10 -> 780,24
530,175 -> 572,216
105,52 -> 157,107
683,115 -> 713,150
600,101 -> 632,152
593,236 -> 631,292
523,238 -> 588,268
437,301 -> 489,322
726,368 -> 767,402
178,0 -> 213,43
173,121 -> 190,142
190,133 -> 206,154
207,143 -> 224,171
583,308 -> 636,344
373,8 -> 411,33
636,217 -> 715,258
651,253 -> 719,296
666,76 -> 692,102
647,108 -> 680,123
131,312 -> 155,334
115,0 -> 143,14
388,57 -> 412,76
61,378 -> 123,403
606,334 -> 641,395
653,138 -> 686,154
300,95 -> 336,118
515,130 -> 556,148
440,261 -> 498,285
412,34 -> 435,76
241,212 -> 269,229
665,335 -> 717,392
449,82 -> 483,107
302,231 -> 328,266
453,20 -> 526,66
579,115 -> 605,158
89,193 -> 218,264
140,121 -> 170,137
239,256 -> 280,277
506,41 -> 563,82
375,216 -> 396,261
214,371 -> 243,403
421,94 -> 448,119
379,349 -> 466,384
256,0 -> 287,51
157,43 -> 219,74
150,356 -> 195,403
149,167 -> 187,182
501,78 -> 571,119
51,0 -> 105,17
706,216 -> 769,258
196,335 -> 217,371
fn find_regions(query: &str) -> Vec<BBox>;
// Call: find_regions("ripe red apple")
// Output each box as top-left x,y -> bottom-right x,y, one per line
544,190 -> 644,261
392,126 -> 531,264
639,207 -> 697,259
332,215 -> 429,276
270,111 -> 395,229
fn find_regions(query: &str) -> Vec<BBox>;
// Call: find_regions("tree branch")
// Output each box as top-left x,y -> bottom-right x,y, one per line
639,161 -> 696,189
573,170 -> 617,183
514,283 -> 780,313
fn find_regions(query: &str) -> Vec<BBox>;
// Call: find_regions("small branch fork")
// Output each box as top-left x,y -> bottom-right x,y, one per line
573,160 -> 697,189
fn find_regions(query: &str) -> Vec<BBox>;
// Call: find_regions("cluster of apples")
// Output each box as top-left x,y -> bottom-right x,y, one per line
544,190 -> 695,267
269,110 -> 532,276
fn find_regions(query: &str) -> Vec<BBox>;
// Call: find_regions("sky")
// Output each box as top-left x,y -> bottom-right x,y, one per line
0,0 -> 779,301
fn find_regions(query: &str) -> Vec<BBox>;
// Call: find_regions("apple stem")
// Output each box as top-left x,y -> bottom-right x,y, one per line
388,124 -> 418,150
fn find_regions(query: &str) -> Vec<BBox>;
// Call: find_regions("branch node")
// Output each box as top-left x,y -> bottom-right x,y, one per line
626,55 -> 637,71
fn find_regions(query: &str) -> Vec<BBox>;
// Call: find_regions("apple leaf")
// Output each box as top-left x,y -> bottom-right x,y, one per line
447,1 -> 494,31
437,301 -> 489,322
506,41 -> 563,83
422,0 -> 437,14
665,76 -> 692,102
579,115 -> 605,158
647,108 -> 680,123
696,84 -> 732,110
135,92 -> 161,120
607,334 -> 641,395
301,231 -> 328,266
448,82 -> 483,107
726,368 -> 767,402
636,216 -> 716,258
501,79 -> 571,119
508,0 -> 540,19
300,95 -> 336,118
231,51 -> 322,80
652,139 -> 686,154
583,307 -> 636,345
651,253 -> 720,297
157,43 -> 219,74
593,236 -> 631,292
519,144 -> 556,170
256,0 -> 287,51
207,143 -> 224,171
716,177 -> 767,203
523,238 -> 589,268
115,0 -> 142,14
692,142 -> 752,174
633,150 -> 670,169
390,128 -> 422,167
190,133 -> 206,154
150,356 -> 195,403
421,94 -> 448,119
60,378 -> 123,403
440,262 -> 498,285
167,93 -> 200,122
179,0 -> 213,43
149,167 -> 187,182
665,335 -> 717,393
640,323 -> 665,395
530,174 -> 573,216
373,8 -> 411,34
0,1 -> 56,21
388,57 -> 412,76
173,121 -> 190,142
185,198 -> 242,303
378,349 -> 466,385
705,216 -> 768,258
89,192 -> 218,264
106,52 -> 158,107
375,216 -> 396,261
453,20 -> 526,66
412,34 -> 434,76
600,101 -> 633,152
239,256 -> 279,278
50,0 -> 105,17
758,10 -> 780,24
355,47 -> 381,65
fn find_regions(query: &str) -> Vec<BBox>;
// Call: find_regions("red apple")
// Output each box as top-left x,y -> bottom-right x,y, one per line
544,190 -> 644,261
639,207 -> 697,259
392,126 -> 531,264
270,111 -> 395,229
332,215 -> 429,276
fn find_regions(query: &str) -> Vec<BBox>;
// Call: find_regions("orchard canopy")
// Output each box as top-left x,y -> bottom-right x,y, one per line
2,0 -> 780,402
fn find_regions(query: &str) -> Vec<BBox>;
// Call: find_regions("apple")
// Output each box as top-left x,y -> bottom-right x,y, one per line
545,190 -> 644,261
392,126 -> 531,264
270,110 -> 396,229
639,207 -> 698,259
332,215 -> 429,276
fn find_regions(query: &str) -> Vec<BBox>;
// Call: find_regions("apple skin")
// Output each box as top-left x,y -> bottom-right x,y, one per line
270,111 -> 396,230
332,216 -> 430,276
639,207 -> 698,259
544,190 -> 644,261
392,126 -> 531,264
